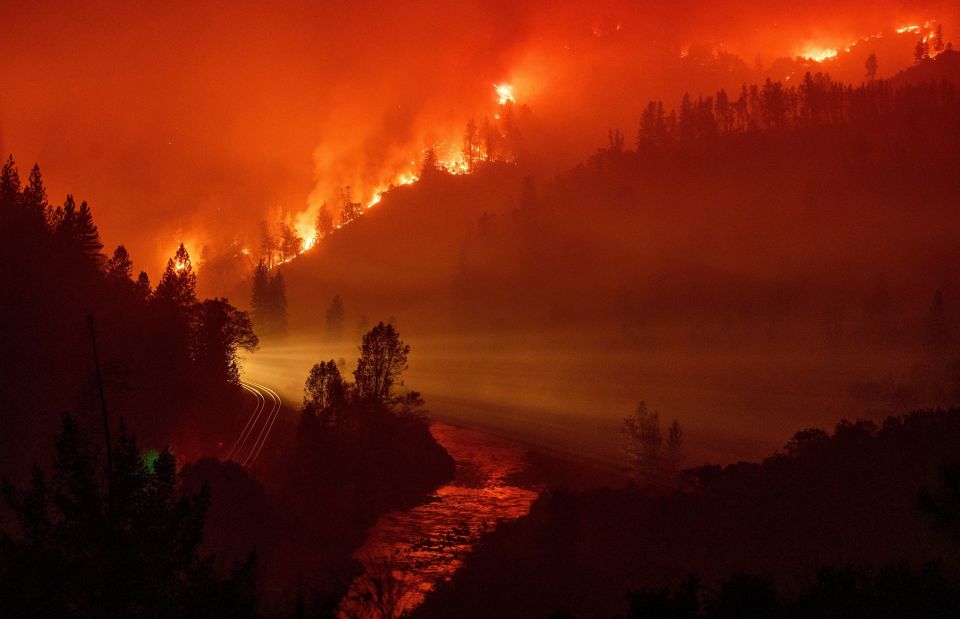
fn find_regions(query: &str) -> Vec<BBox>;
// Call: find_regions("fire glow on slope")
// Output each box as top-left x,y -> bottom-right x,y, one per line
799,47 -> 839,62
276,82 -> 520,267
797,18 -> 944,64
284,17 -> 948,262
163,17 -> 949,270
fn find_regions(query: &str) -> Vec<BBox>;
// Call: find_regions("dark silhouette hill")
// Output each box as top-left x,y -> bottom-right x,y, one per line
890,49 -> 960,86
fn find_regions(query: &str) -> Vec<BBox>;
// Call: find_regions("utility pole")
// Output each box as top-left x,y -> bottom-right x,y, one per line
86,315 -> 113,495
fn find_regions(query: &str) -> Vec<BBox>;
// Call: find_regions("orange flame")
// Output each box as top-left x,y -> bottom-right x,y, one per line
494,83 -> 515,105
799,47 -> 838,62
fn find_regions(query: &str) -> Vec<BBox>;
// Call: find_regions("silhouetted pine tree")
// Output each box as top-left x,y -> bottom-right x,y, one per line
21,164 -> 48,228
0,414 -> 258,618
74,200 -> 104,263
0,155 -> 20,209
134,271 -> 152,302
154,243 -> 198,309
107,245 -> 134,281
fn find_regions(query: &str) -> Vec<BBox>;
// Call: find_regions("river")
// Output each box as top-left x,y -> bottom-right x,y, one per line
338,423 -> 541,618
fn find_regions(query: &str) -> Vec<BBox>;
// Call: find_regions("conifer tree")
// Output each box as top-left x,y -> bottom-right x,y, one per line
21,164 -> 47,224
279,223 -> 303,261
134,271 -> 152,301
250,259 -> 270,331
155,243 -> 198,308
107,245 -> 134,280
73,200 -> 104,261
315,202 -> 333,239
0,155 -> 20,209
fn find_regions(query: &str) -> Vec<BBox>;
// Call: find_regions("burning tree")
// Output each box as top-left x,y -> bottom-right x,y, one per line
339,187 -> 363,225
155,243 -> 198,309
279,222 -> 303,262
315,202 -> 334,239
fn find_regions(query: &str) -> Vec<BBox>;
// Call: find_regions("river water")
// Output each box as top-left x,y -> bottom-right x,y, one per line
339,423 -> 540,618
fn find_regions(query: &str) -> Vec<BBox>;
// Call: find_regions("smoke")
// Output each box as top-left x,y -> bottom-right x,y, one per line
1,0 -> 957,277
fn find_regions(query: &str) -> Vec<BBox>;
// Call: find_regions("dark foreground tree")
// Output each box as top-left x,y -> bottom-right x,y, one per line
106,245 -> 134,281
194,298 -> 259,385
0,414 -> 257,618
154,243 -> 198,309
354,322 -> 410,405
624,564 -> 960,619
303,360 -> 346,424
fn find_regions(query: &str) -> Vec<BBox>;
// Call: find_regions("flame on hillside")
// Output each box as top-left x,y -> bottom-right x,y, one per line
172,17 -> 952,275
795,18 -> 943,64
800,47 -> 839,62
259,82 -> 522,268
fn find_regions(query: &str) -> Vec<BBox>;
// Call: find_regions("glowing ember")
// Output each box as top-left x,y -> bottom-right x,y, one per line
439,158 -> 469,175
494,83 -> 515,105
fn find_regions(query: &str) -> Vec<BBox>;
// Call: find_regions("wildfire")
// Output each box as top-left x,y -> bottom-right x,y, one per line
800,47 -> 838,63
794,19 -> 941,68
261,83 -> 520,269
494,83 -> 515,105
439,158 -> 469,175
169,239 -> 200,272
231,18 -> 948,276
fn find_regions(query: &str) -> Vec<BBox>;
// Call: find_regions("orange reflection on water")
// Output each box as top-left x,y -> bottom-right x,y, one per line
340,424 -> 539,618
